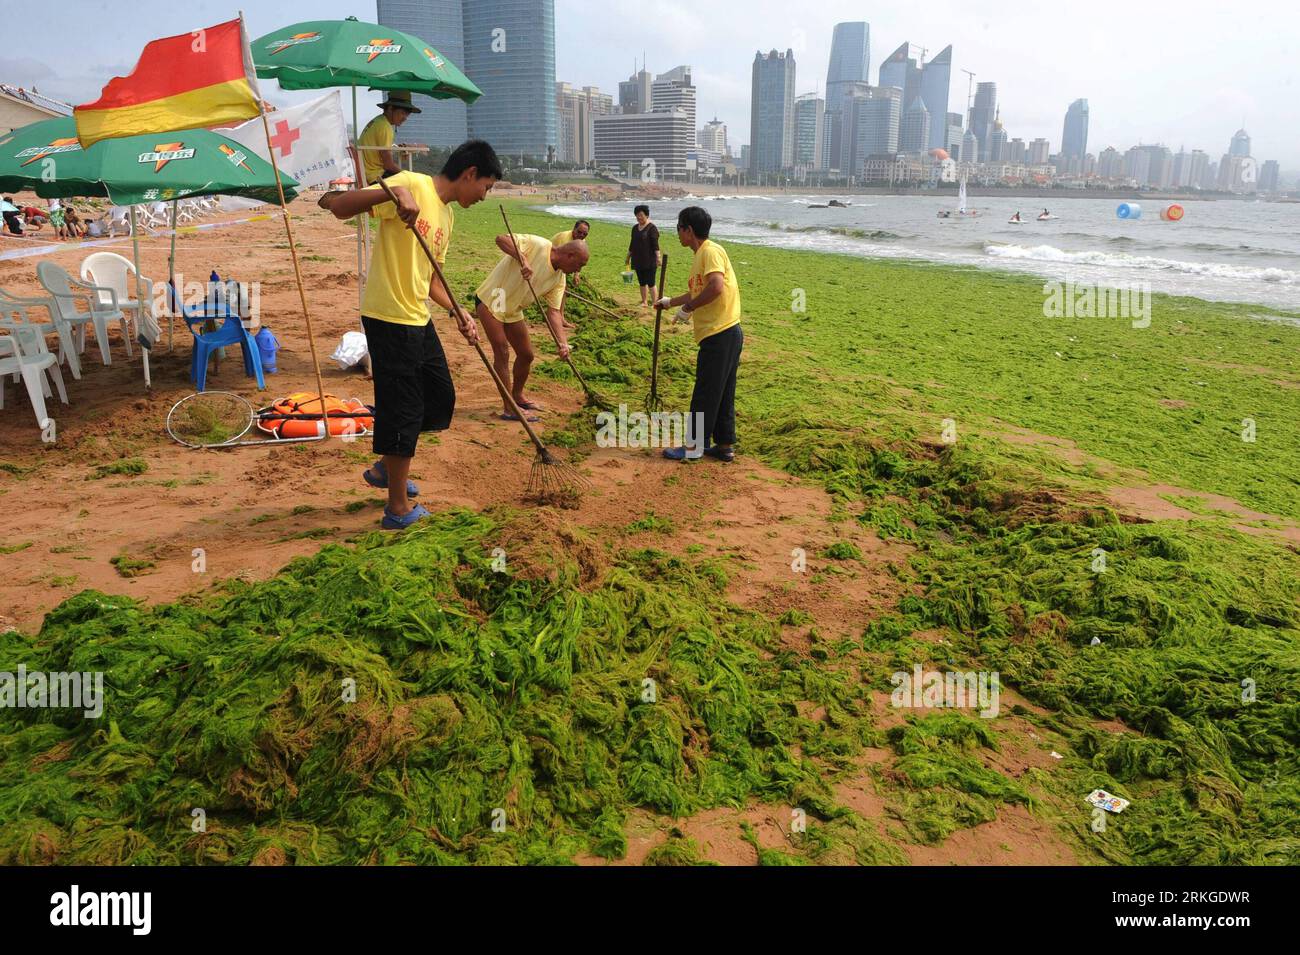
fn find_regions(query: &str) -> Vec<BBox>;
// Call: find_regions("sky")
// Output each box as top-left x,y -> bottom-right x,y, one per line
3,1 -> 1296,167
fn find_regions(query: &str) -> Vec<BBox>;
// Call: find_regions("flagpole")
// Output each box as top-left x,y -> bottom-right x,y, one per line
243,12 -> 330,437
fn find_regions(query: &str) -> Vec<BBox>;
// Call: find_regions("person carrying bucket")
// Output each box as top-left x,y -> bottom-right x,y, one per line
319,140 -> 504,529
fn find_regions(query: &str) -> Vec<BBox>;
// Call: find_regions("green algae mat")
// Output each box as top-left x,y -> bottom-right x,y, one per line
2,200 -> 1297,865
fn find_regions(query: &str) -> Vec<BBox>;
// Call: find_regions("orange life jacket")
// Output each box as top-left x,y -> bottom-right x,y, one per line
257,392 -> 374,439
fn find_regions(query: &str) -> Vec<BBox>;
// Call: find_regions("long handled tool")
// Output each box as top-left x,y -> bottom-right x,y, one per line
563,288 -> 627,321
378,181 -> 587,502
646,254 -> 669,412
498,205 -> 613,411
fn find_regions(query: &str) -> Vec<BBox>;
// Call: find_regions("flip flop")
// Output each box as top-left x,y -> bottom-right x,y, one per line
500,412 -> 541,422
381,503 -> 431,530
516,398 -> 545,411
363,460 -> 419,497
661,445 -> 704,461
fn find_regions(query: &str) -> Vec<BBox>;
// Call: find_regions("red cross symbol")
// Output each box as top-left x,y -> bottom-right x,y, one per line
269,119 -> 301,157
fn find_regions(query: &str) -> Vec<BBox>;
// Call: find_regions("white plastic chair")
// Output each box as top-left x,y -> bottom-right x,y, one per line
0,301 -> 68,430
107,206 -> 133,236
37,260 -> 128,367
0,286 -> 81,380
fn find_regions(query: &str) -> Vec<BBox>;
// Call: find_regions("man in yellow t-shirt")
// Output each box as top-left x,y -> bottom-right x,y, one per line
358,92 -> 420,185
474,233 -> 588,419
319,140 -> 503,529
655,206 -> 743,462
550,218 -> 590,328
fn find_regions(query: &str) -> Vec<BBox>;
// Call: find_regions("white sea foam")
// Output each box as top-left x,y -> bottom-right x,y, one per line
985,243 -> 1298,284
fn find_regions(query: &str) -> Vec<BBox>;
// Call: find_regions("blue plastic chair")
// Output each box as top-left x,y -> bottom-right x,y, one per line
169,280 -> 264,391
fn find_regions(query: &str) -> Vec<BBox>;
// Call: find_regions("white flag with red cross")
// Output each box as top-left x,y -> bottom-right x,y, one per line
218,90 -> 351,208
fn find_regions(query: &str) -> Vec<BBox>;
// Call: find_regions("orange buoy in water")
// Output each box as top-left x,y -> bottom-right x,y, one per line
1161,204 -> 1185,221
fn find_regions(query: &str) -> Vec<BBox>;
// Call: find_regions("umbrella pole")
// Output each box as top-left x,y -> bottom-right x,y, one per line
257,104 -> 330,437
129,205 -> 150,389
168,200 -> 178,353
353,84 -> 365,322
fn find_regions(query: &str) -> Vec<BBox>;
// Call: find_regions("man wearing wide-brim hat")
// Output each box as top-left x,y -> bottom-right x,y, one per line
359,91 -> 423,186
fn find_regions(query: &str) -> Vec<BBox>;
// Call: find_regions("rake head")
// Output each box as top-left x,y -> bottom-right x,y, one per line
525,449 -> 590,507
644,389 -> 664,413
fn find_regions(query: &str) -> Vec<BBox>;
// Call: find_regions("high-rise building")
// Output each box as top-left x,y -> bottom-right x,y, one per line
652,66 -> 696,139
988,108 -> 1008,162
1097,146 -> 1121,178
879,42 -> 921,110
555,83 -> 612,165
960,127 -> 978,164
376,0 -> 467,146
1006,137 -> 1027,165
461,0 -> 556,157
750,48 -> 796,174
900,97 -> 929,153
1203,160 -> 1219,191
699,117 -> 728,155
1028,138 -> 1050,165
619,67 -> 653,114
944,113 -> 964,157
593,109 -> 694,180
970,82 -> 997,161
1218,153 -> 1258,193
853,87 -> 901,164
1061,98 -> 1088,162
920,45 -> 952,152
793,93 -> 825,170
824,21 -> 870,173
1229,128 -> 1251,158
1258,159 -> 1280,193
1124,145 -> 1151,185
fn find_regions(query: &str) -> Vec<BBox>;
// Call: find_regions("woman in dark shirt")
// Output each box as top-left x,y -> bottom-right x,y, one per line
625,204 -> 660,307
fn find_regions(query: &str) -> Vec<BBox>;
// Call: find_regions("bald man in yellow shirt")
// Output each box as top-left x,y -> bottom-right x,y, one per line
655,206 -> 743,462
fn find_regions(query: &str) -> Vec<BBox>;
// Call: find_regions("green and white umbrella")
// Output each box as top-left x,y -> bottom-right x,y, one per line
0,116 -> 297,205
251,17 -> 481,101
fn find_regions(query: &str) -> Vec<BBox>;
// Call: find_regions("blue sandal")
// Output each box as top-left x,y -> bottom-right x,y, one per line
661,445 -> 704,461
381,503 -> 431,530
364,460 -> 419,497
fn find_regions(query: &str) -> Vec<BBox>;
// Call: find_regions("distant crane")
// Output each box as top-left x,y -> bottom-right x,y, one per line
962,69 -> 977,118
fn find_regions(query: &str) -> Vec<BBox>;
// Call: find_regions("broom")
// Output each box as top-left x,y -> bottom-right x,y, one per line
645,254 -> 669,412
376,180 -> 587,502
498,205 -> 614,411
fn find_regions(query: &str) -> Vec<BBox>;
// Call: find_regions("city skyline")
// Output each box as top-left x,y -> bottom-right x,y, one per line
3,0 -> 1296,170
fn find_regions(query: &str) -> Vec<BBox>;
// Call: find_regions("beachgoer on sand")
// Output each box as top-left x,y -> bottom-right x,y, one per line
318,139 -> 503,530
474,233 -> 587,420
358,91 -> 419,186
655,205 -> 743,463
625,204 -> 660,307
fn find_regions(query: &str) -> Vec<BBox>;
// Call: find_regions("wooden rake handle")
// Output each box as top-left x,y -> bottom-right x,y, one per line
374,179 -> 548,456
649,254 -> 669,398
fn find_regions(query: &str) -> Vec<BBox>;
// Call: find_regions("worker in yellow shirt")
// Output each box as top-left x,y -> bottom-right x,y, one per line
474,233 -> 588,420
358,91 -> 420,186
319,140 -> 503,529
550,218 -> 590,328
655,206 -> 743,462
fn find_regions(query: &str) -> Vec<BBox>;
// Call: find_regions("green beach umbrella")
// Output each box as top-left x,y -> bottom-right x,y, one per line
251,17 -> 481,102
0,116 -> 297,205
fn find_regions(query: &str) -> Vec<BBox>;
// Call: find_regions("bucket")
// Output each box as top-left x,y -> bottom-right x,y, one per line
254,327 -> 279,374
621,270 -> 636,284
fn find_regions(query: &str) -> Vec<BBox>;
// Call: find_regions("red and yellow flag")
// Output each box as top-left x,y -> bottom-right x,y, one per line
73,18 -> 261,148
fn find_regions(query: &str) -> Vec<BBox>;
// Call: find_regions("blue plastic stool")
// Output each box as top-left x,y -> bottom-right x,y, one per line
190,314 -> 265,391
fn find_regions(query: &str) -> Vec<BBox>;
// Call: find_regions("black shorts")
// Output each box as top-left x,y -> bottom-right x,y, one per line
634,265 -> 657,288
362,316 -> 455,458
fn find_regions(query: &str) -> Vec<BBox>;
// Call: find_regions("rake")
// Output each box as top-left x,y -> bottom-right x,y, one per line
563,288 -> 627,321
645,254 -> 669,412
498,205 -> 614,411
376,181 -> 588,503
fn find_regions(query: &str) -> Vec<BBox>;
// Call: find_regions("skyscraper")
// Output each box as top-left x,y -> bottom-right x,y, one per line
750,49 -> 796,174
1061,98 -> 1088,161
1028,138 -> 1050,165
1258,159 -> 1280,193
652,66 -> 696,137
900,97 -> 929,153
1229,128 -> 1251,157
699,117 -> 728,154
376,0 -> 467,145
945,112 -> 963,157
970,82 -> 997,161
555,83 -> 612,165
920,46 -> 952,151
878,42 -> 920,109
793,93 -> 825,171
619,66 -> 653,114
824,22 -> 870,173
854,87 -> 901,160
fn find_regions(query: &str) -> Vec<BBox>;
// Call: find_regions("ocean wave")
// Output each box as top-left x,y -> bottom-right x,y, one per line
984,243 -> 1299,283
737,221 -> 907,241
